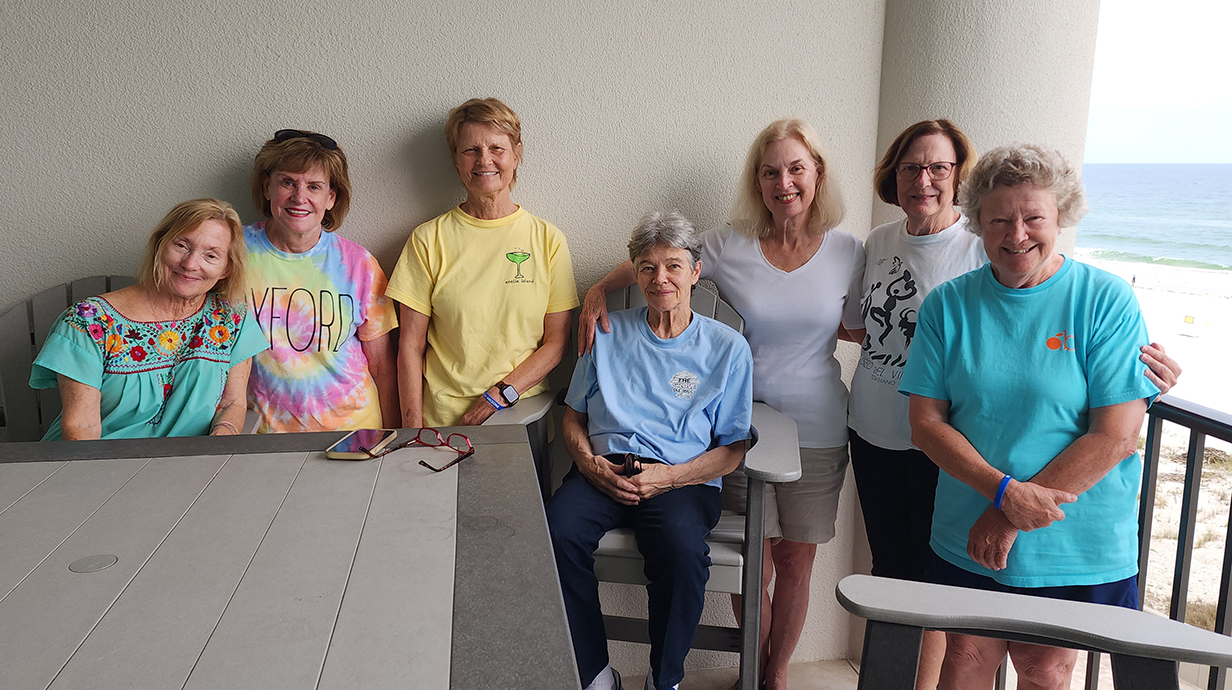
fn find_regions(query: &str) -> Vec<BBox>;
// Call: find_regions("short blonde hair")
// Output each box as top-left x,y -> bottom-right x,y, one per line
250,131 -> 351,231
138,199 -> 247,306
444,97 -> 523,188
873,119 -> 977,207
960,143 -> 1089,234
731,119 -> 845,238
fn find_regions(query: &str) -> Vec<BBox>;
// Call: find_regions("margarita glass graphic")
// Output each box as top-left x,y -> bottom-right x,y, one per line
506,250 -> 531,279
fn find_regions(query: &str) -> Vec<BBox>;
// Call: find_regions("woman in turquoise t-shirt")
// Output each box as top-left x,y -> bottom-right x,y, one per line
30,199 -> 267,440
901,144 -> 1160,690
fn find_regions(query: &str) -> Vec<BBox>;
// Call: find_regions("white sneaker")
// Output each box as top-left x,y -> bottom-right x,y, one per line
644,671 -> 678,690
584,665 -> 621,690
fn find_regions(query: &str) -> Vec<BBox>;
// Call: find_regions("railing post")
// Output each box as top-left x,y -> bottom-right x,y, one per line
1209,486 -> 1232,690
1086,650 -> 1102,689
1171,430 -> 1207,623
1139,414 -> 1165,610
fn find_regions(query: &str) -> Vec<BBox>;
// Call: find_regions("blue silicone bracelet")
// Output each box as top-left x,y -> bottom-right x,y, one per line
482,391 -> 505,410
993,474 -> 1013,510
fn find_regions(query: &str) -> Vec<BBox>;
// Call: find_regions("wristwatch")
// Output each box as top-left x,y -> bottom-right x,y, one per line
495,381 -> 520,407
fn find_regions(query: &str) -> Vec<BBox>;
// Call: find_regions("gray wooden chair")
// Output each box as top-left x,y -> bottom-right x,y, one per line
0,276 -> 135,442
594,285 -> 802,690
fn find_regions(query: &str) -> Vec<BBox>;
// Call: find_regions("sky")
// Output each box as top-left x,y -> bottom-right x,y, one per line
1084,0 -> 1232,163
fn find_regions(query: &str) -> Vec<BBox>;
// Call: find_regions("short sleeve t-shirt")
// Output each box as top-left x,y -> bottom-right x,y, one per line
386,206 -> 579,426
30,293 -> 267,439
899,258 -> 1159,587
847,216 -> 986,450
244,223 -> 399,433
565,308 -> 754,489
699,226 -> 864,448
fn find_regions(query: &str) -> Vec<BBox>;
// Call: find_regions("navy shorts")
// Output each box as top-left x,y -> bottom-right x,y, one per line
927,552 -> 1138,610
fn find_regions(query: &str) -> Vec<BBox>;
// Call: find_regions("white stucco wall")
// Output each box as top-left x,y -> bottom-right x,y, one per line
0,0 -> 886,311
0,0 -> 1102,678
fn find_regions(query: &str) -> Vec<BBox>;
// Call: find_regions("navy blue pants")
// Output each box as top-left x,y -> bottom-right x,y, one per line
546,464 -> 721,689
849,428 -> 939,582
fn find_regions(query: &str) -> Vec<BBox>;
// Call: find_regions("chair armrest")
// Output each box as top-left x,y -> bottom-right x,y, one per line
836,574 -> 1232,668
742,402 -> 801,484
482,391 -> 554,427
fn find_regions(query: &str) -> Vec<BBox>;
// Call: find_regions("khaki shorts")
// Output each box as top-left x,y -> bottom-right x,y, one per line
721,445 -> 849,544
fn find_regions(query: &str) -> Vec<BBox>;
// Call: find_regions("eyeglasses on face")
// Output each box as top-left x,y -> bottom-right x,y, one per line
359,428 -> 475,471
895,161 -> 956,181
273,129 -> 339,151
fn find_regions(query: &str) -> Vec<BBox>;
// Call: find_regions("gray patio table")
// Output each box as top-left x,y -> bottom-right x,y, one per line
0,425 -> 578,689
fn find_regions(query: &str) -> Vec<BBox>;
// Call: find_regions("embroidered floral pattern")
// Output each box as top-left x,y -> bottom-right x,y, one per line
61,294 -> 249,425
208,324 -> 231,345
63,294 -> 244,373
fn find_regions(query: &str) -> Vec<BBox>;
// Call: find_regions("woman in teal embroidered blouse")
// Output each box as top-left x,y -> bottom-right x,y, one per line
30,199 -> 268,440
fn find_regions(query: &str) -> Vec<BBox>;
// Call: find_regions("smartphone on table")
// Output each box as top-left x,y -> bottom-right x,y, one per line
325,429 -> 398,460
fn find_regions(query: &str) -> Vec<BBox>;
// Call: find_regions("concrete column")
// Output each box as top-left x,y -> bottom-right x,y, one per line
870,0 -> 1103,249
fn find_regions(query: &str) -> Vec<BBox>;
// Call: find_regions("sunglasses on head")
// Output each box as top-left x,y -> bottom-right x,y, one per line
273,129 -> 338,151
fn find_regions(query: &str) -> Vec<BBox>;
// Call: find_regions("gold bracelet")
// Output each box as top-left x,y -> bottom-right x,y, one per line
212,420 -> 239,434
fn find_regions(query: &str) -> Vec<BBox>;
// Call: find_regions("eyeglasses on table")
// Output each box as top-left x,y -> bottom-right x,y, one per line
361,428 -> 474,471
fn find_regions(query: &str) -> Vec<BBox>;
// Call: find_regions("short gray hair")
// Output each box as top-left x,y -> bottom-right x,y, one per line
961,143 -> 1089,234
627,211 -> 702,265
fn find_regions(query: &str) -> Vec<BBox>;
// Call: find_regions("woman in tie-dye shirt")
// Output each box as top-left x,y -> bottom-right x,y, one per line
244,130 -> 399,433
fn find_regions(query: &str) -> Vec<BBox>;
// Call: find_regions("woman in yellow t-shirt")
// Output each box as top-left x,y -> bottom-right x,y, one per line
386,98 -> 579,427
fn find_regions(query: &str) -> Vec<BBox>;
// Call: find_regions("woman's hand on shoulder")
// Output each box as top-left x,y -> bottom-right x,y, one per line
578,260 -> 636,356
1141,342 -> 1181,395
578,283 -> 611,356
998,479 -> 1076,532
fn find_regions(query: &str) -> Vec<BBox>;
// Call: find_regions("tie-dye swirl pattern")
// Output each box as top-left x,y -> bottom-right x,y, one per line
244,223 -> 398,433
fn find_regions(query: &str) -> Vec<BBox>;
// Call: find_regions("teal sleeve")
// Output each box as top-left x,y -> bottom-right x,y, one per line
231,306 -> 270,366
30,314 -> 104,390
1085,281 -> 1160,408
898,290 -> 949,401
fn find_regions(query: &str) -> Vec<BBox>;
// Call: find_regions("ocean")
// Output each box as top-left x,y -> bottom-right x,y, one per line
1075,164 -> 1231,417
1076,164 -> 1232,271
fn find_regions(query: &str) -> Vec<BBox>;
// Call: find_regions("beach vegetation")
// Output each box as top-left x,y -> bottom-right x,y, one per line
1196,528 -> 1221,549
1205,448 -> 1232,469
1184,599 -> 1219,632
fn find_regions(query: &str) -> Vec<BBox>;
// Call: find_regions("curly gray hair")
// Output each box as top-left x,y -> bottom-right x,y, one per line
627,211 -> 702,265
960,143 -> 1089,234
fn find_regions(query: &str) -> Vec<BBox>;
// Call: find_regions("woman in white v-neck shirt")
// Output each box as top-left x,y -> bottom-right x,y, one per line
579,119 -> 864,690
